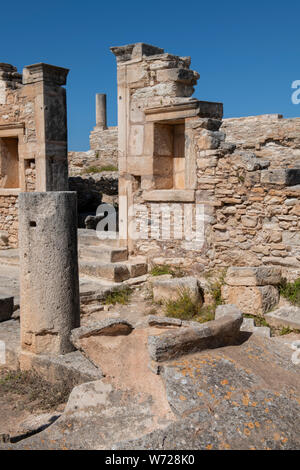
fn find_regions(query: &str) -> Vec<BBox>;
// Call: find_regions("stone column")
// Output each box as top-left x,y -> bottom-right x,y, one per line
95,93 -> 107,128
19,191 -> 80,355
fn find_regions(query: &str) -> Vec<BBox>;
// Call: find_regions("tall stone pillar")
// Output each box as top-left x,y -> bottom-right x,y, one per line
22,63 -> 69,191
19,191 -> 80,355
95,93 -> 107,128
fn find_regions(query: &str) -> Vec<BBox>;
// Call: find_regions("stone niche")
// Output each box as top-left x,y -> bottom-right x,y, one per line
0,136 -> 19,188
153,122 -> 185,189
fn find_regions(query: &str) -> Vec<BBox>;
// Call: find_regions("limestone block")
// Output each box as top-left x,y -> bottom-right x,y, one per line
282,231 -> 300,246
142,189 -> 195,202
197,157 -> 218,169
215,304 -> 242,319
0,295 -> 13,322
265,306 -> 300,330
152,276 -> 202,303
225,266 -> 282,286
19,350 -> 102,385
261,169 -> 300,186
241,216 -> 258,228
221,285 -> 279,315
156,68 -> 198,84
197,130 -> 225,150
127,157 -> 153,176
128,125 -> 144,156
148,312 -> 242,362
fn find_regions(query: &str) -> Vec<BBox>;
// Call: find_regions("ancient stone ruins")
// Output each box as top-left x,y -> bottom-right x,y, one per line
0,43 -> 299,450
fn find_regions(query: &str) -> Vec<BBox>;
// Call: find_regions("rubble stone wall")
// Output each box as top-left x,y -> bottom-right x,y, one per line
222,114 -> 300,169
0,195 -> 18,247
89,126 -> 118,167
111,43 -> 300,280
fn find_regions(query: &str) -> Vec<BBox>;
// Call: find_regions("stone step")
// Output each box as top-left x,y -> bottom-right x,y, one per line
79,245 -> 128,263
0,249 -> 19,266
79,258 -> 148,283
78,229 -> 120,248
79,261 -> 130,282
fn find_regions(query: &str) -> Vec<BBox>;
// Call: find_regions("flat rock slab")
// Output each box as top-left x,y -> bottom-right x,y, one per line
5,379 -> 174,450
19,350 -> 103,386
114,335 -> 300,450
0,319 -> 20,369
265,306 -> 300,330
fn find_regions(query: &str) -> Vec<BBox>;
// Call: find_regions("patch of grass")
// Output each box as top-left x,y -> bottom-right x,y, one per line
83,164 -> 118,174
150,264 -> 185,278
104,287 -> 133,305
150,265 -> 173,276
279,326 -> 293,336
206,270 -> 226,306
163,288 -> 214,323
0,370 -> 72,411
279,277 -> 300,306
98,164 -> 118,172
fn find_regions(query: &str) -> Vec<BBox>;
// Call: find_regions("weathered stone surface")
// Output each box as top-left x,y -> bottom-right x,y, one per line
215,304 -> 242,319
240,318 -> 271,338
71,319 -> 133,349
19,350 -> 103,385
6,377 -> 173,450
79,260 -> 130,282
18,413 -> 61,437
3,330 -> 300,450
0,295 -> 13,322
152,276 -> 202,303
18,192 -> 80,355
114,334 -> 300,450
221,285 -> 279,315
265,306 -> 300,330
225,266 -> 282,286
148,313 -> 242,362
147,315 -> 182,328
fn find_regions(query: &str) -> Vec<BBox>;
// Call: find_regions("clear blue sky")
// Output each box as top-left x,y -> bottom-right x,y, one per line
1,0 -> 300,150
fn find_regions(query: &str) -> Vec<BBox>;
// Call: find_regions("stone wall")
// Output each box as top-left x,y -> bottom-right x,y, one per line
0,195 -> 18,247
222,114 -> 300,169
89,126 -> 118,167
111,43 -> 300,281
